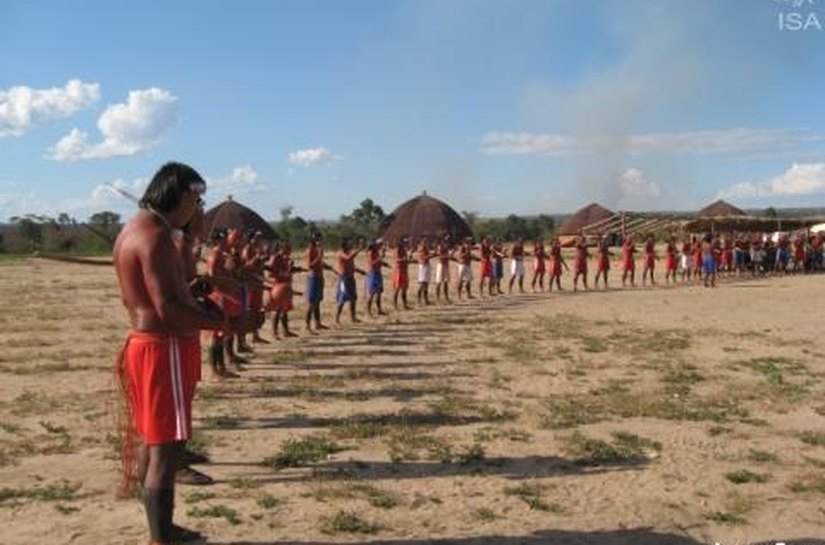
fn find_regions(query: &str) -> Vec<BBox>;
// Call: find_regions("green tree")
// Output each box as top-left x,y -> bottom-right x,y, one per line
341,199 -> 386,231
88,211 -> 121,229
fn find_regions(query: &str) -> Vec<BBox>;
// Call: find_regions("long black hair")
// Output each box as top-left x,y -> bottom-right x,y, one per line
139,162 -> 205,213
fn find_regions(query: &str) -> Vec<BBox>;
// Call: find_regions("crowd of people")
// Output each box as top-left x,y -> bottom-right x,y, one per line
196,227 -> 825,379
111,162 -> 823,545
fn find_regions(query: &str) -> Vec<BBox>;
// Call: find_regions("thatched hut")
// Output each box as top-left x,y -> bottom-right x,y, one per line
696,199 -> 747,218
380,192 -> 472,246
558,203 -> 616,236
204,197 -> 277,241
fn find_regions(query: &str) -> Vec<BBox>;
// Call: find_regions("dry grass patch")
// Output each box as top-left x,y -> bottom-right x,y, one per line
320,510 -> 381,535
503,482 -> 562,512
561,430 -> 661,466
262,434 -> 345,470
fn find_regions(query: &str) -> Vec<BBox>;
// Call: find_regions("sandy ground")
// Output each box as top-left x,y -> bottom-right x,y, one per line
1,255 -> 824,545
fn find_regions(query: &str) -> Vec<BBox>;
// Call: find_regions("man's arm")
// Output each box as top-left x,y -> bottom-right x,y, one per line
140,234 -> 230,331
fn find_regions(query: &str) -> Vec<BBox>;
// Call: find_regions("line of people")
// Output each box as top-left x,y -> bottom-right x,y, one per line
196,228 -> 825,379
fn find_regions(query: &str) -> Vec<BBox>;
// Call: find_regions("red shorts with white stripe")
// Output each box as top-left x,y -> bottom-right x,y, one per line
124,332 -> 200,445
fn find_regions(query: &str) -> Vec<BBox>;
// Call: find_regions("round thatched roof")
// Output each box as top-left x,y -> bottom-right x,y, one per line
558,203 -> 615,235
697,199 -> 747,217
204,197 -> 277,241
380,192 -> 472,246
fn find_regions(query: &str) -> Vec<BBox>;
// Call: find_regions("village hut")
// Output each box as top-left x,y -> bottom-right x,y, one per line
557,203 -> 616,245
380,192 -> 473,246
696,199 -> 748,218
204,197 -> 277,241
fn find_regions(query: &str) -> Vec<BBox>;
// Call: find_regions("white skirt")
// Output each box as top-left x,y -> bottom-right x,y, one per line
511,259 -> 525,277
435,262 -> 449,283
458,263 -> 473,282
418,263 -> 431,283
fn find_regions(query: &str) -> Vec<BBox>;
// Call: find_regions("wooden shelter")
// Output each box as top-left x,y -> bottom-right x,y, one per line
380,192 -> 472,246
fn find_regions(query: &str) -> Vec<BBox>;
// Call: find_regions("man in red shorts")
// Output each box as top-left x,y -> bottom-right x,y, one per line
621,235 -> 637,288
392,237 -> 412,310
113,162 -> 253,545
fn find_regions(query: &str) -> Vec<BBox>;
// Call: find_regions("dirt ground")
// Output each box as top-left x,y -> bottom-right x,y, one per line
1,255 -> 824,545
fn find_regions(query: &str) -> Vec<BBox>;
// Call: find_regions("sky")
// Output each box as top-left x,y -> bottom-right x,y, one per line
1,0 -> 824,222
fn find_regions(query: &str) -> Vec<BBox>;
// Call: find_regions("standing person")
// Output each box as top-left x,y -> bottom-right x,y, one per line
304,231 -> 328,334
365,239 -> 386,316
113,162 -> 251,545
594,235 -> 612,289
392,237 -> 412,310
572,236 -> 589,292
335,238 -> 362,325
811,232 -> 824,272
416,237 -> 433,306
792,234 -> 807,273
531,238 -> 547,292
492,238 -> 506,295
720,235 -> 733,275
733,235 -> 746,277
691,236 -> 703,283
478,236 -> 494,297
204,234 -> 233,378
641,235 -> 656,286
267,241 -> 298,338
457,237 -> 475,300
621,235 -> 637,288
548,237 -> 567,291
680,237 -> 693,284
434,235 -> 453,303
664,236 -> 678,284
702,233 -> 717,287
508,237 -> 526,294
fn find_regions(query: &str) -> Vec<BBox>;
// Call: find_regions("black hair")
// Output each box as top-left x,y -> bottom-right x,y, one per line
139,162 -> 206,213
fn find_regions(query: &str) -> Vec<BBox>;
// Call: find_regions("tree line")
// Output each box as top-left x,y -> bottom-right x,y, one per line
0,200 -> 557,254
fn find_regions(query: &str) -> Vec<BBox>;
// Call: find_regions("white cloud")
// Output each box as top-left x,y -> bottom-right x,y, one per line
47,87 -> 178,160
617,168 -> 660,198
0,163 -> 270,223
0,79 -> 100,138
192,165 -> 268,205
479,128 -> 824,158
717,163 -> 825,200
287,147 -> 343,167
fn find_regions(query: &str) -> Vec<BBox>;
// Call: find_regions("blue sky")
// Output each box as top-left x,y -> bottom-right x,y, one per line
1,0 -> 824,222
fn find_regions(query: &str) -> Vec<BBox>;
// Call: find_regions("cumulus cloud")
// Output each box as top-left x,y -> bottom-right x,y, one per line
47,87 -> 178,160
0,79 -> 100,138
287,147 -> 343,167
617,168 -> 660,198
207,165 -> 269,197
717,163 -> 825,200
479,128 -> 824,158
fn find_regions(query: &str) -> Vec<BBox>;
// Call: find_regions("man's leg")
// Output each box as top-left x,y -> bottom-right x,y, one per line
142,442 -> 184,543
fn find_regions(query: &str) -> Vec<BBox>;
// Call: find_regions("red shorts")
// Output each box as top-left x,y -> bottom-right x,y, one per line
623,259 -> 635,272
393,268 -> 409,291
124,332 -> 200,445
267,282 -> 293,312
534,261 -> 545,274
551,260 -> 562,276
665,255 -> 677,271
480,259 -> 493,279
644,255 -> 655,269
575,261 -> 587,275
598,257 -> 610,272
